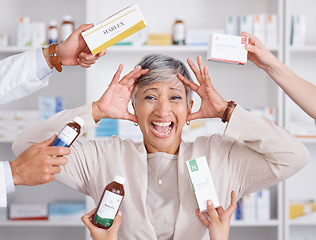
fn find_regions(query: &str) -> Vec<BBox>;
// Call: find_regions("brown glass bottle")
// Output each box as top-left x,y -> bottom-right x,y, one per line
50,116 -> 84,147
60,15 -> 74,43
172,16 -> 186,45
93,175 -> 125,229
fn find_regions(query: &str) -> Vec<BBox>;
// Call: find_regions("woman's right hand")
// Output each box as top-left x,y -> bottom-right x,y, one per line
92,64 -> 149,123
241,32 -> 279,71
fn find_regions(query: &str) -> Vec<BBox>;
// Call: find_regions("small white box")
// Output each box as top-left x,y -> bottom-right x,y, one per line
256,189 -> 271,220
242,193 -> 256,220
207,33 -> 248,65
82,4 -> 147,55
10,203 -> 48,220
32,22 -> 47,47
186,156 -> 220,213
266,14 -> 278,48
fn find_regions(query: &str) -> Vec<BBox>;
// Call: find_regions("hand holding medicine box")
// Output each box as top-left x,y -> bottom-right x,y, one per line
207,33 -> 248,65
186,156 -> 220,212
82,4 -> 147,55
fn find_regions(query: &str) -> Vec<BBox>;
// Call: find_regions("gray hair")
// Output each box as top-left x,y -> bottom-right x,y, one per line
131,53 -> 193,105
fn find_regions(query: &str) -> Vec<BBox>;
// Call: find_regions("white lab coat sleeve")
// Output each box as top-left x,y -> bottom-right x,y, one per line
0,49 -> 51,105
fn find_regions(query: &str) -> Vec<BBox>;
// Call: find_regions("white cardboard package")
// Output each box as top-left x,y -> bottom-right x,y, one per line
207,33 -> 248,65
186,156 -> 220,212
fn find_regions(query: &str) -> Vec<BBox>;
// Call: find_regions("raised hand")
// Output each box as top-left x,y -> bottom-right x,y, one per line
56,23 -> 107,68
92,65 -> 149,123
177,56 -> 228,121
241,31 -> 278,70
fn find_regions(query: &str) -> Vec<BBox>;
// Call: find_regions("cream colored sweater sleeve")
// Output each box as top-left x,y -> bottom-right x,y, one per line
223,105 -> 310,196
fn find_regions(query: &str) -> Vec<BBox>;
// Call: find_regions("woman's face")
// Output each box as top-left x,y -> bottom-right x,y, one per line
133,78 -> 193,154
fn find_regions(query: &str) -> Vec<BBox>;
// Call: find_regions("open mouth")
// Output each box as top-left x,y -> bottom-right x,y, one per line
151,121 -> 174,136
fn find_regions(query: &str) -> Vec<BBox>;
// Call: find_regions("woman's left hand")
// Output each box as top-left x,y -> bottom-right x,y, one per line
177,56 -> 228,121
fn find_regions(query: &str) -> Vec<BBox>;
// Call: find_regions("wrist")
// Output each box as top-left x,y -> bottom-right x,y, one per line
9,161 -> 22,186
92,102 -> 106,122
221,101 -> 237,123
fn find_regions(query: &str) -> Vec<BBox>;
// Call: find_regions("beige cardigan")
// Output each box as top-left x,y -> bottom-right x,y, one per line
13,103 -> 309,240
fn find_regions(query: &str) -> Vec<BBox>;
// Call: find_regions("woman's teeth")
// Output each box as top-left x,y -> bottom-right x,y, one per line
152,122 -> 172,135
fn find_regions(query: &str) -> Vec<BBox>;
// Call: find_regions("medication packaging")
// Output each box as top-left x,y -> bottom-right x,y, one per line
207,33 -> 248,65
82,4 -> 147,55
186,156 -> 220,212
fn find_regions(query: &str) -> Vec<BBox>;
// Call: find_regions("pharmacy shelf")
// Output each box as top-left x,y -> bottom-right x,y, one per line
288,46 -> 316,52
0,220 -> 84,227
231,220 -> 279,227
0,46 -> 33,53
296,137 -> 316,144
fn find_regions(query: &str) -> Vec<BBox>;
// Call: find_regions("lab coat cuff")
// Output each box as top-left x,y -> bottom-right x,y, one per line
3,161 -> 15,194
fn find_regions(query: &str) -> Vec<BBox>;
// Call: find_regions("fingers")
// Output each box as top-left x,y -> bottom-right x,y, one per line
77,23 -> 94,33
119,66 -> 143,86
45,145 -> 70,155
195,209 -> 210,228
110,211 -> 122,232
206,200 -> 220,222
81,208 -> 97,231
187,57 -> 203,85
111,64 -> 124,84
50,155 -> 68,167
33,135 -> 56,147
177,73 -> 199,92
225,191 -> 237,217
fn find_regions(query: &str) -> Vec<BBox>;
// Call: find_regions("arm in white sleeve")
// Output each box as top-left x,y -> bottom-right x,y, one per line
0,48 -> 53,105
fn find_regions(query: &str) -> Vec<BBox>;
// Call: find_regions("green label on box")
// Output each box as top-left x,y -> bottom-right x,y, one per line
189,159 -> 198,172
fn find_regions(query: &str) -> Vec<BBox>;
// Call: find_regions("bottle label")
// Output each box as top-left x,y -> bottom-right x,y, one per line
95,190 -> 123,227
48,28 -> 58,44
51,125 -> 78,147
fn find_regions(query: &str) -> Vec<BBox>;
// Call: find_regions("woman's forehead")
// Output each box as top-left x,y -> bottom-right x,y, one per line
139,78 -> 185,91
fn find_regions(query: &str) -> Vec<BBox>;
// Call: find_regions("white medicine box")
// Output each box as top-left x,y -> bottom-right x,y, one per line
207,33 -> 248,65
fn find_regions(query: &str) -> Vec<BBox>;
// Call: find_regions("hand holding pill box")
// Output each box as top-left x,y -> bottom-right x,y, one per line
82,4 -> 147,55
207,33 -> 248,65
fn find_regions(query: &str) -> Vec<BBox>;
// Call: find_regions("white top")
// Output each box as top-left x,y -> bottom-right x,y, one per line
147,152 -> 178,240
12,103 -> 310,240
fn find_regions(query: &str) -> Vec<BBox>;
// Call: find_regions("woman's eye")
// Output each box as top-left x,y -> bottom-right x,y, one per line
145,96 -> 156,100
170,96 -> 182,100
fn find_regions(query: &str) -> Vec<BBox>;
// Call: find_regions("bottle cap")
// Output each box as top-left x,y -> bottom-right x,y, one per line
49,20 -> 58,27
73,116 -> 84,127
114,175 -> 126,185
63,15 -> 73,21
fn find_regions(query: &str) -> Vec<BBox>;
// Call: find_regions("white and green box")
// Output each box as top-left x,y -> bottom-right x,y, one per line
186,156 -> 220,212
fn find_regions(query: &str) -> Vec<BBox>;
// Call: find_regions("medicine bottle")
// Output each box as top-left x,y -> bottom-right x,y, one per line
51,116 -> 84,147
48,20 -> 58,44
60,15 -> 74,43
172,16 -> 185,45
93,175 -> 125,229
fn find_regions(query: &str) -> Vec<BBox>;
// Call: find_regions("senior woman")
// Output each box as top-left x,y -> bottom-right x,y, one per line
13,54 -> 309,240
